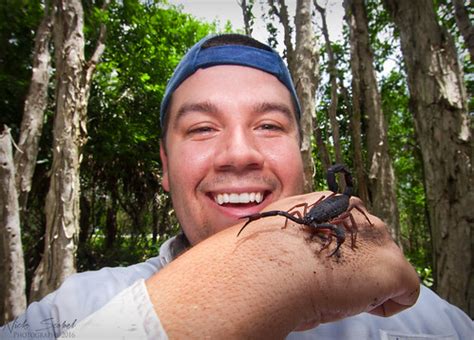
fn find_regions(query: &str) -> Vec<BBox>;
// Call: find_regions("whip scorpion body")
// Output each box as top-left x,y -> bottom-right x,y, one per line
237,164 -> 373,256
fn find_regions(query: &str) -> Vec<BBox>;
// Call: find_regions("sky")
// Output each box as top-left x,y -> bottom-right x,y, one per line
167,0 -> 345,45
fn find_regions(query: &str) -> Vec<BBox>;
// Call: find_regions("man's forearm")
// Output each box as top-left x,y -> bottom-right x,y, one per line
146,217 -> 315,338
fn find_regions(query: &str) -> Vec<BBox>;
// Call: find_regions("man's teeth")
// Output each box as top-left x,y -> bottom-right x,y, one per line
214,192 -> 264,205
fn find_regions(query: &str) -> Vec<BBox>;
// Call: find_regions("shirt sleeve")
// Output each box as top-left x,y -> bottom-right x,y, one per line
59,279 -> 168,340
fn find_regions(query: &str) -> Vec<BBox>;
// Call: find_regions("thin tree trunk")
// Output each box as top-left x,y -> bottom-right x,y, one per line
384,0 -> 473,317
0,208 -> 4,324
78,193 -> 91,246
239,0 -> 254,36
313,123 -> 331,172
344,0 -> 401,246
314,0 -> 342,163
14,5 -> 54,212
315,0 -> 344,185
0,126 -> 27,324
158,195 -> 173,238
105,187 -> 118,249
341,8 -> 370,204
339,76 -> 370,202
269,0 -> 295,74
30,0 -> 108,301
152,194 -> 159,244
342,1 -> 371,205
452,0 -> 474,61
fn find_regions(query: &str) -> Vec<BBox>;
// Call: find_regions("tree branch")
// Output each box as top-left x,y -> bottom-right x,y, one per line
86,0 -> 110,77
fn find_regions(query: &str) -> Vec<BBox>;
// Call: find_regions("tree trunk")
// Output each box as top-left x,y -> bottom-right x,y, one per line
384,0 -> 473,317
30,0 -> 107,301
344,0 -> 401,246
293,0 -> 318,192
0,126 -> 27,324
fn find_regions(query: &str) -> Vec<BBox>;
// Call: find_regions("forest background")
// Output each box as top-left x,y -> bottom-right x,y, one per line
0,0 -> 472,324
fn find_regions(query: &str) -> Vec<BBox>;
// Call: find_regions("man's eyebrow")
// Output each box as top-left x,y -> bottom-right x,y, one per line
252,102 -> 295,120
172,101 -> 219,127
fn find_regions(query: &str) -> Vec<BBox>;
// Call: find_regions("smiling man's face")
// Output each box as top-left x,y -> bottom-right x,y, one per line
160,65 -> 305,245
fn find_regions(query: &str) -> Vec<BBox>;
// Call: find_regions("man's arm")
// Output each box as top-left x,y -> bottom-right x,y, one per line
146,192 -> 420,338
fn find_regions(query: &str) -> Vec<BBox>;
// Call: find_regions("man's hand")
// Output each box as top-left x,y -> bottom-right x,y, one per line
146,192 -> 420,338
240,191 -> 420,330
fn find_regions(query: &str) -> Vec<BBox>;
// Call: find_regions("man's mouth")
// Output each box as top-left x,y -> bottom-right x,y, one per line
213,192 -> 265,205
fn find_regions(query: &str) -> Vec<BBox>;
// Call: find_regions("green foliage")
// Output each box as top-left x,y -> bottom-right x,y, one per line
87,0 -> 216,165
79,0 -> 217,268
365,0 -> 398,73
77,227 -> 174,271
415,266 -> 434,288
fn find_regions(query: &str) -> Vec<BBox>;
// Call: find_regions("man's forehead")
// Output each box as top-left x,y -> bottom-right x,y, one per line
159,34 -> 301,129
171,65 -> 292,96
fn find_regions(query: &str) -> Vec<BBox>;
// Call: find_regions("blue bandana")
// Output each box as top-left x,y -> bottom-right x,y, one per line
160,34 -> 301,128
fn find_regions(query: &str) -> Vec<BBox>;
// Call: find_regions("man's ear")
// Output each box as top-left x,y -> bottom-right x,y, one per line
160,142 -> 170,192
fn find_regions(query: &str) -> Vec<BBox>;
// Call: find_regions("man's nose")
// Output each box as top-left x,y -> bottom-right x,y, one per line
214,127 -> 264,172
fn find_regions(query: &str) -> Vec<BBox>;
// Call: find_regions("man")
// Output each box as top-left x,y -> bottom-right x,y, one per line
1,34 -> 472,339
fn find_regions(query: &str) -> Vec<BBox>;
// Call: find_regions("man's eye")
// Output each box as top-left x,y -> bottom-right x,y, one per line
259,123 -> 282,131
188,126 -> 215,135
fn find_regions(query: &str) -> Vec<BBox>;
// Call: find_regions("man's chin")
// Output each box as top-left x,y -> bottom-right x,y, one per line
185,221 -> 237,246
